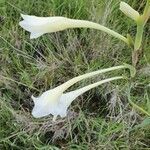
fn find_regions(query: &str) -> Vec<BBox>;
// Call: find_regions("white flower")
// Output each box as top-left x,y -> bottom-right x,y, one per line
32,76 -> 123,120
19,14 -> 71,39
31,65 -> 135,120
19,14 -> 128,44
120,1 -> 140,21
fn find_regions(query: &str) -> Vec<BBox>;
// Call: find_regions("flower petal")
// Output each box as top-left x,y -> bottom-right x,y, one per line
30,32 -> 44,39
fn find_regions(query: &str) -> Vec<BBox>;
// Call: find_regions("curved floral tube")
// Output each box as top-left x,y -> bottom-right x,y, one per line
31,65 -> 135,120
32,76 -> 123,120
19,14 -> 128,44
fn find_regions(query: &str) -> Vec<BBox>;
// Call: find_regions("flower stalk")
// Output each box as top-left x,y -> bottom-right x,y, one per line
142,0 -> 150,25
132,0 -> 150,66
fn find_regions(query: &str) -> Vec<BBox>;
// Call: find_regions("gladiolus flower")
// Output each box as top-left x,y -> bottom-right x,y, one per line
31,65 -> 135,120
19,14 -> 128,44
120,1 -> 140,21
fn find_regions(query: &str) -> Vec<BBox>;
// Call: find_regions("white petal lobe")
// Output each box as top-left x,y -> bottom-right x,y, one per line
30,32 -> 44,39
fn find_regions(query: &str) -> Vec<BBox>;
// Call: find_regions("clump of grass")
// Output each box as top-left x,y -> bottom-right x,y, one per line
0,0 -> 150,149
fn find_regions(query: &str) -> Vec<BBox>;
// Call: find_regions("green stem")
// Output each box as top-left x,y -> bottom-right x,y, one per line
133,1 -> 150,65
134,22 -> 144,51
142,0 -> 150,25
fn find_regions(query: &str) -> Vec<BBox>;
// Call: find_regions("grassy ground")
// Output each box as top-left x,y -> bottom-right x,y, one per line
0,0 -> 150,149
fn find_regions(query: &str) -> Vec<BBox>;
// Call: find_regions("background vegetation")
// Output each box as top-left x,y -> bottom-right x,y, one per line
0,0 -> 150,149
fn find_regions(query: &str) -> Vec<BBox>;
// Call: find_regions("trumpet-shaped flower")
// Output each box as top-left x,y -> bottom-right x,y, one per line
32,76 -> 123,120
120,1 -> 140,21
19,14 -> 128,44
31,65 -> 135,120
